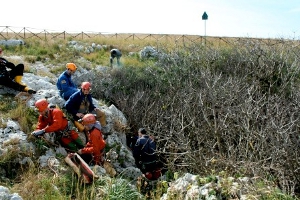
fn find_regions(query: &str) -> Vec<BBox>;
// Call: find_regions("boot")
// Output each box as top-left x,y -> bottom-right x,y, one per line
15,76 -> 36,94
14,75 -> 26,86
24,86 -> 37,94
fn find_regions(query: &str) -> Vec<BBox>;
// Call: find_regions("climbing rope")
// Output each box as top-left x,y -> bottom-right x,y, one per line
47,156 -> 59,180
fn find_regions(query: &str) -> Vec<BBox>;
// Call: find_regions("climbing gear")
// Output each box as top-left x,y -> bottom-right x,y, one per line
78,96 -> 90,114
81,82 -> 91,90
56,123 -> 73,139
48,156 -> 59,179
65,153 -> 99,184
81,114 -> 96,125
66,63 -> 77,71
35,99 -> 49,112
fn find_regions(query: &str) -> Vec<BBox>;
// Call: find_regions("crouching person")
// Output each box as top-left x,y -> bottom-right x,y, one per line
31,98 -> 84,152
77,114 -> 106,166
64,81 -> 107,130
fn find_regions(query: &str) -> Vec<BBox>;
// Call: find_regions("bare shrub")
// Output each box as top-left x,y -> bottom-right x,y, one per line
92,38 -> 300,196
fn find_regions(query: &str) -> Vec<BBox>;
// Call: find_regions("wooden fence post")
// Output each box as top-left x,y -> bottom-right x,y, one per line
0,26 -> 217,46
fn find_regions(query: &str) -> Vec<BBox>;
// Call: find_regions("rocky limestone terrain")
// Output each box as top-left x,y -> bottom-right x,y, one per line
0,51 -> 291,200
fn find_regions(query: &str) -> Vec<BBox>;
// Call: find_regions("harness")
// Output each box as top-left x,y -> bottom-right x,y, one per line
57,124 -> 71,137
79,96 -> 90,114
46,108 -> 71,139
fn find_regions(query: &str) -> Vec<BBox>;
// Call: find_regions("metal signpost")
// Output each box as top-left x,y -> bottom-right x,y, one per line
202,11 -> 208,45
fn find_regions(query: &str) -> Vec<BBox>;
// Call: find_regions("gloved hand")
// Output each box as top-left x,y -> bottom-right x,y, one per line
31,129 -> 45,137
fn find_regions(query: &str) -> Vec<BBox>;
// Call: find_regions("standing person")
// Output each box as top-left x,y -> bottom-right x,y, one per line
133,128 -> 158,175
31,98 -> 84,152
0,47 -> 36,94
77,114 -> 106,165
64,81 -> 106,127
56,63 -> 79,101
110,49 -> 122,67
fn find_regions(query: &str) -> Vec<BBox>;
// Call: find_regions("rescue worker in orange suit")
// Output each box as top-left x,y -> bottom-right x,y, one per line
31,98 -> 84,152
64,81 -> 106,130
56,63 -> 79,101
0,47 -> 36,94
77,114 -> 106,165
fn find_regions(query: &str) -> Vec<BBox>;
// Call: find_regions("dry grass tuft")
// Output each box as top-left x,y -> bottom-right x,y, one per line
113,119 -> 130,133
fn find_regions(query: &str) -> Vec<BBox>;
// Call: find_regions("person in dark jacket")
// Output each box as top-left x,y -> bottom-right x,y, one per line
110,49 -> 122,67
64,82 -> 106,127
56,63 -> 79,101
0,47 -> 36,94
133,128 -> 157,174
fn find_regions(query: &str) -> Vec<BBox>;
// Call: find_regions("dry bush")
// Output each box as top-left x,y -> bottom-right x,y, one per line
91,38 -> 300,197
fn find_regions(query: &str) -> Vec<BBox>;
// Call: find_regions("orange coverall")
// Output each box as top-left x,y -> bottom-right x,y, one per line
81,128 -> 106,165
36,108 -> 83,151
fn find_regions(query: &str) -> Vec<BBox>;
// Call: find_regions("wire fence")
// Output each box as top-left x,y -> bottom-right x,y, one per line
0,26 -> 296,49
0,26 -> 238,47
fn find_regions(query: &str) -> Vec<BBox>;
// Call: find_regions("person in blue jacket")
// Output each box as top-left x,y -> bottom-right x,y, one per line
64,81 -> 106,127
56,63 -> 79,101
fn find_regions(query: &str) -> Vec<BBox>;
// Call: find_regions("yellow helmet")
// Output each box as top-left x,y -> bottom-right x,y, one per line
66,63 -> 77,71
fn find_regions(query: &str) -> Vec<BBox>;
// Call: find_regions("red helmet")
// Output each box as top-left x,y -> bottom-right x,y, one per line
66,63 -> 77,71
35,99 -> 49,112
81,82 -> 91,90
82,114 -> 96,125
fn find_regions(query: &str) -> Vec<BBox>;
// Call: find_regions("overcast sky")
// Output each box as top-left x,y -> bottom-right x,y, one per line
1,0 -> 299,39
